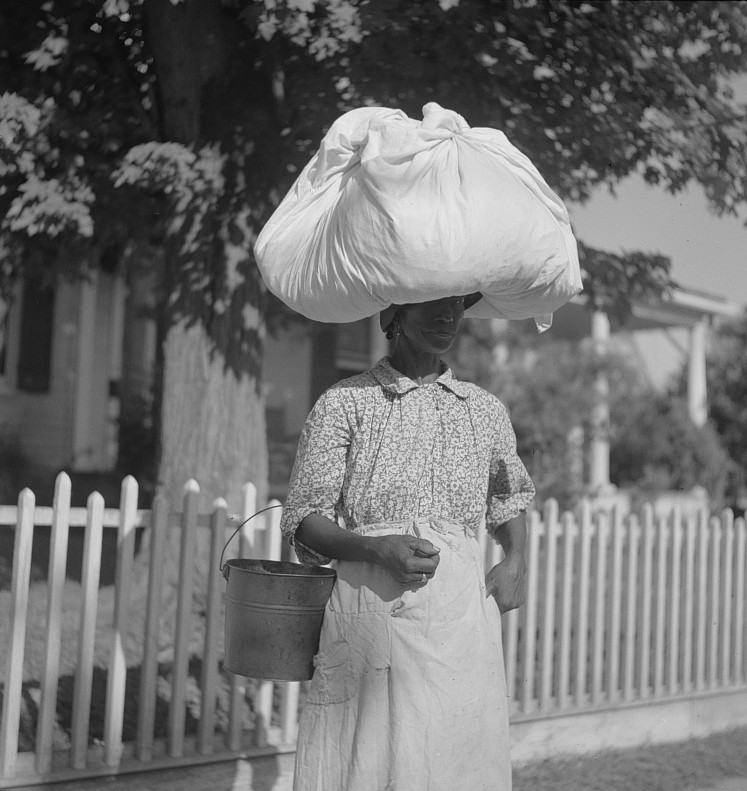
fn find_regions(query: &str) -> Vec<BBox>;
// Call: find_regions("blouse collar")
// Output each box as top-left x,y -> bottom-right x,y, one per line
371,357 -> 472,400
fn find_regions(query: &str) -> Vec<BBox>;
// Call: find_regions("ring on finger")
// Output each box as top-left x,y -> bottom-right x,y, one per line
421,572 -> 426,583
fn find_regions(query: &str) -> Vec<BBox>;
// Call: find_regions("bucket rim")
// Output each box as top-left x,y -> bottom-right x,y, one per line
223,558 -> 337,579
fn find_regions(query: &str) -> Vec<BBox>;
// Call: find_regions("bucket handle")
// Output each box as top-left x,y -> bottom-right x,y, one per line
220,503 -> 284,578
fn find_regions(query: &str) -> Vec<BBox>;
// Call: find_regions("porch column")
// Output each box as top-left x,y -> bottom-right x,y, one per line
589,310 -> 611,491
687,317 -> 708,427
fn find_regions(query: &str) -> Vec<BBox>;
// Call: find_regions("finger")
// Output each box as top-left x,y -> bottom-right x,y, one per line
406,556 -> 440,574
408,538 -> 441,557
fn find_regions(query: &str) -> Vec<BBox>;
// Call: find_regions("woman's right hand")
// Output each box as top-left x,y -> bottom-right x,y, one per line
370,534 -> 441,584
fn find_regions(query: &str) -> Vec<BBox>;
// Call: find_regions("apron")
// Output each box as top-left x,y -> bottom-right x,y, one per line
293,518 -> 512,791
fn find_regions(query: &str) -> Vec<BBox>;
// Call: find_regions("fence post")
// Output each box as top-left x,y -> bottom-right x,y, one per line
104,476 -> 139,767
36,473 -> 71,775
0,488 -> 35,780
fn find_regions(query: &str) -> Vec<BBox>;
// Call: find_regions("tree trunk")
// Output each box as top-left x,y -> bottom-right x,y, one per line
133,0 -> 272,661
159,319 -> 267,514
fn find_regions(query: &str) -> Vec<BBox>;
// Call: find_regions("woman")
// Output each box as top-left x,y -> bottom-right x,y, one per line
280,294 -> 535,791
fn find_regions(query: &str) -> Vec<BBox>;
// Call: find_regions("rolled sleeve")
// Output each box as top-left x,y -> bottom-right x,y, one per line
485,405 -> 535,541
280,387 -> 351,566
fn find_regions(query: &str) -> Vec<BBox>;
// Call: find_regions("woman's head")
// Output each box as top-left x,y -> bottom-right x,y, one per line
381,292 -> 481,351
386,296 -> 467,355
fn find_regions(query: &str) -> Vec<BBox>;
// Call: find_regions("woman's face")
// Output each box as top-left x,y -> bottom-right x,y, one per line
396,296 -> 466,354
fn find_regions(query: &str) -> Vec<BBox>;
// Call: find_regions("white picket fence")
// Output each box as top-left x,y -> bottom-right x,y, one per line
0,473 -> 746,787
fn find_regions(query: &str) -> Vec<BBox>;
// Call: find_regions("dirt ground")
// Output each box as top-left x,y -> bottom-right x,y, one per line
513,726 -> 747,791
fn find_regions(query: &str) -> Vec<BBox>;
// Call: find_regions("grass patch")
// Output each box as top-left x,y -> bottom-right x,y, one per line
514,726 -> 747,791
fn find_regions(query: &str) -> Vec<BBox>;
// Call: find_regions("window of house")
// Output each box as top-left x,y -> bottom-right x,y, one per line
17,277 -> 55,393
0,285 -> 22,391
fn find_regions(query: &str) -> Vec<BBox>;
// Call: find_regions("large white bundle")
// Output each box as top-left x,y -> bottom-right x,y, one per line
255,102 -> 582,329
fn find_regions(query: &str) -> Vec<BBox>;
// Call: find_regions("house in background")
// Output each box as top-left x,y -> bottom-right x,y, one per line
0,269 -> 742,509
548,286 -> 745,515
0,265 -> 386,503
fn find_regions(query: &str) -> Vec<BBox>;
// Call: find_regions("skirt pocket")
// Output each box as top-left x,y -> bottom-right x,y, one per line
306,638 -> 355,705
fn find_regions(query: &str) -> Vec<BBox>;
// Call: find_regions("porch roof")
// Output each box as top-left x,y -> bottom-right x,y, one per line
548,285 -> 745,341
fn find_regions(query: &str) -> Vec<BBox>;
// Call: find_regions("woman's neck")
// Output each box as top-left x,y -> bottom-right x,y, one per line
388,345 -> 442,384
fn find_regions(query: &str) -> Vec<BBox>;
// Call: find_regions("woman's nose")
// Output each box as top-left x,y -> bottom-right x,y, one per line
436,305 -> 458,322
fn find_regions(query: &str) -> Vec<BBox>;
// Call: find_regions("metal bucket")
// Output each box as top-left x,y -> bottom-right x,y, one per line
223,558 -> 336,681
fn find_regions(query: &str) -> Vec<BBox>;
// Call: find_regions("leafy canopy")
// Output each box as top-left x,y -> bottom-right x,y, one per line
2,0 -> 747,318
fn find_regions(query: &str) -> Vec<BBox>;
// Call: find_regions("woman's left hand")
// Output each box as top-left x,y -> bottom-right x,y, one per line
485,554 -> 527,614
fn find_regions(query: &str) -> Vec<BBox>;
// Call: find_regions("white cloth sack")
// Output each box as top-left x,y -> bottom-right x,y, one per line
255,102 -> 582,330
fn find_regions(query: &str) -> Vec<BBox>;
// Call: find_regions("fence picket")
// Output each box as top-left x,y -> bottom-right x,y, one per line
503,607 -> 519,710
198,499 -> 228,755
574,501 -> 592,707
520,510 -> 541,713
734,518 -> 746,685
136,493 -> 169,761
708,517 -> 722,690
622,514 -> 639,703
539,500 -> 558,709
280,683 -> 301,745
168,481 -> 200,758
228,482 -> 257,752
0,489 -> 35,779
104,476 -> 139,767
606,507 -> 624,703
591,512 -> 608,705
653,515 -> 668,698
256,502 -> 284,747
71,492 -> 105,769
695,510 -> 709,692
668,508 -> 682,696
35,473 -> 71,775
721,511 -> 734,685
682,514 -> 697,693
638,506 -> 654,699
556,513 -> 575,708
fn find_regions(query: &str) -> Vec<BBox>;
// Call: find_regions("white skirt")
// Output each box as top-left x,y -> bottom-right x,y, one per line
293,518 -> 512,791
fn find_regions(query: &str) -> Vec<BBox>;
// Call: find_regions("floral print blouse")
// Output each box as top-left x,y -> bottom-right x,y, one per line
280,357 -> 535,565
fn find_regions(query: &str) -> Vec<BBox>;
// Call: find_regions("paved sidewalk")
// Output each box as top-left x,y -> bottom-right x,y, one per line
697,780 -> 747,791
26,756 -> 747,791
